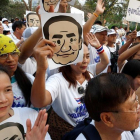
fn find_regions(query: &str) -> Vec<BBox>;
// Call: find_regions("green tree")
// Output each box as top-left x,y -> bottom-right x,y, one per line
74,0 -> 129,27
0,0 -> 9,16
2,1 -> 26,20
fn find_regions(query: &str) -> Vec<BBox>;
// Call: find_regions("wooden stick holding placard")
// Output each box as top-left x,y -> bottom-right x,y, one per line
135,22 -> 138,30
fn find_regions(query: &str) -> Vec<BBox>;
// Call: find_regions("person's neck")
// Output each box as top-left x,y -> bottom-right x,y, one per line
73,71 -> 85,85
107,42 -> 115,48
13,32 -> 21,40
95,121 -> 122,140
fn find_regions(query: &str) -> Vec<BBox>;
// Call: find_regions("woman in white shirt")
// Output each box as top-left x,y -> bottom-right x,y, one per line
31,33 -> 109,139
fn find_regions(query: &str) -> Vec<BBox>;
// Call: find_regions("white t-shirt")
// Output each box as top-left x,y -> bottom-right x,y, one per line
88,44 -> 111,73
45,72 -> 93,126
7,33 -> 20,44
0,107 -> 51,140
11,73 -> 34,107
76,120 -> 135,140
18,57 -> 37,75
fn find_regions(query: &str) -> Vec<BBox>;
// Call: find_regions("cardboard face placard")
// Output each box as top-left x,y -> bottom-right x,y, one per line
26,11 -> 40,27
41,13 -> 83,70
0,122 -> 25,140
126,0 -> 140,23
40,0 -> 61,13
70,6 -> 85,25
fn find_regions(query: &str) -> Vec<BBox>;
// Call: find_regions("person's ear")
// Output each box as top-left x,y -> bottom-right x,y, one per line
78,38 -> 82,50
16,27 -> 19,32
100,112 -> 115,128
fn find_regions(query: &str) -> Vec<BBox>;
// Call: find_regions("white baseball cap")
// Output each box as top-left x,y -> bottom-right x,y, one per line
2,18 -> 8,23
107,29 -> 117,36
90,24 -> 109,34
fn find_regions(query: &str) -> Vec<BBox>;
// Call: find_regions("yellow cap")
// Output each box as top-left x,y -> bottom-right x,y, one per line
0,34 -> 20,55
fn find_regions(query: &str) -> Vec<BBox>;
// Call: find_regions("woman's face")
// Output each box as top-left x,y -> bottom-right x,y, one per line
71,44 -> 90,74
0,72 -> 13,123
133,50 -> 140,60
133,76 -> 140,91
0,52 -> 19,76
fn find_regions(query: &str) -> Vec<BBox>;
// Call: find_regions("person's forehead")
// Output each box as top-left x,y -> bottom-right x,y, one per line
121,90 -> 135,107
97,30 -> 107,34
109,34 -> 117,37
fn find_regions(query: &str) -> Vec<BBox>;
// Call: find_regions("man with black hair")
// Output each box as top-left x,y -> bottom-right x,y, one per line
7,21 -> 26,47
65,73 -> 140,140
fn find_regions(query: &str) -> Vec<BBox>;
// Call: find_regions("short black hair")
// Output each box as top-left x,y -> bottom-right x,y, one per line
43,15 -> 82,43
85,73 -> 132,122
122,59 -> 140,79
12,21 -> 25,32
111,25 -> 118,30
94,20 -> 102,25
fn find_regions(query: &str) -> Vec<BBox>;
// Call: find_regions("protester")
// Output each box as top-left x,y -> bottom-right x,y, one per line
31,31 -> 108,139
0,66 -> 51,140
107,29 -> 118,72
75,73 -> 140,140
0,34 -> 34,107
7,21 -> 26,47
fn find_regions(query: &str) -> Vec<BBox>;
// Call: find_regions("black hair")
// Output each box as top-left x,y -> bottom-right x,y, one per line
126,31 -> 131,36
111,25 -> 118,30
122,59 -> 140,79
85,73 -> 132,122
11,18 -> 14,23
14,66 -> 32,106
43,15 -> 82,43
0,65 -> 11,79
0,17 -> 2,21
12,21 -> 25,32
0,122 -> 25,139
94,20 -> 102,26
3,31 -> 10,35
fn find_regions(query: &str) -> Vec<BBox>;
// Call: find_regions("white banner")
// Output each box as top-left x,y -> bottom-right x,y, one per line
126,0 -> 140,23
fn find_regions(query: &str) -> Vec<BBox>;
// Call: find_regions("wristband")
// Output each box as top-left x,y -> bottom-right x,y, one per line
98,49 -> 104,54
93,13 -> 98,18
96,46 -> 104,54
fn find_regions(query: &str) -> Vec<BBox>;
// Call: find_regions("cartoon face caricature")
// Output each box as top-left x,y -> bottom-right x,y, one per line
26,13 -> 40,27
0,122 -> 25,140
42,0 -> 60,12
43,15 -> 82,65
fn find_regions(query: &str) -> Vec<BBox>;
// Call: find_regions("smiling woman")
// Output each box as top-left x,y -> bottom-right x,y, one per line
0,34 -> 34,107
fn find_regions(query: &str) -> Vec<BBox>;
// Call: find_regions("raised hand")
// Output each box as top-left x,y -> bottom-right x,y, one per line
26,109 -> 49,140
33,38 -> 55,71
86,33 -> 101,49
95,0 -> 105,15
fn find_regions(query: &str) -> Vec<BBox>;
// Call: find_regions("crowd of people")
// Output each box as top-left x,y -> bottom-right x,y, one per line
0,0 -> 140,139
